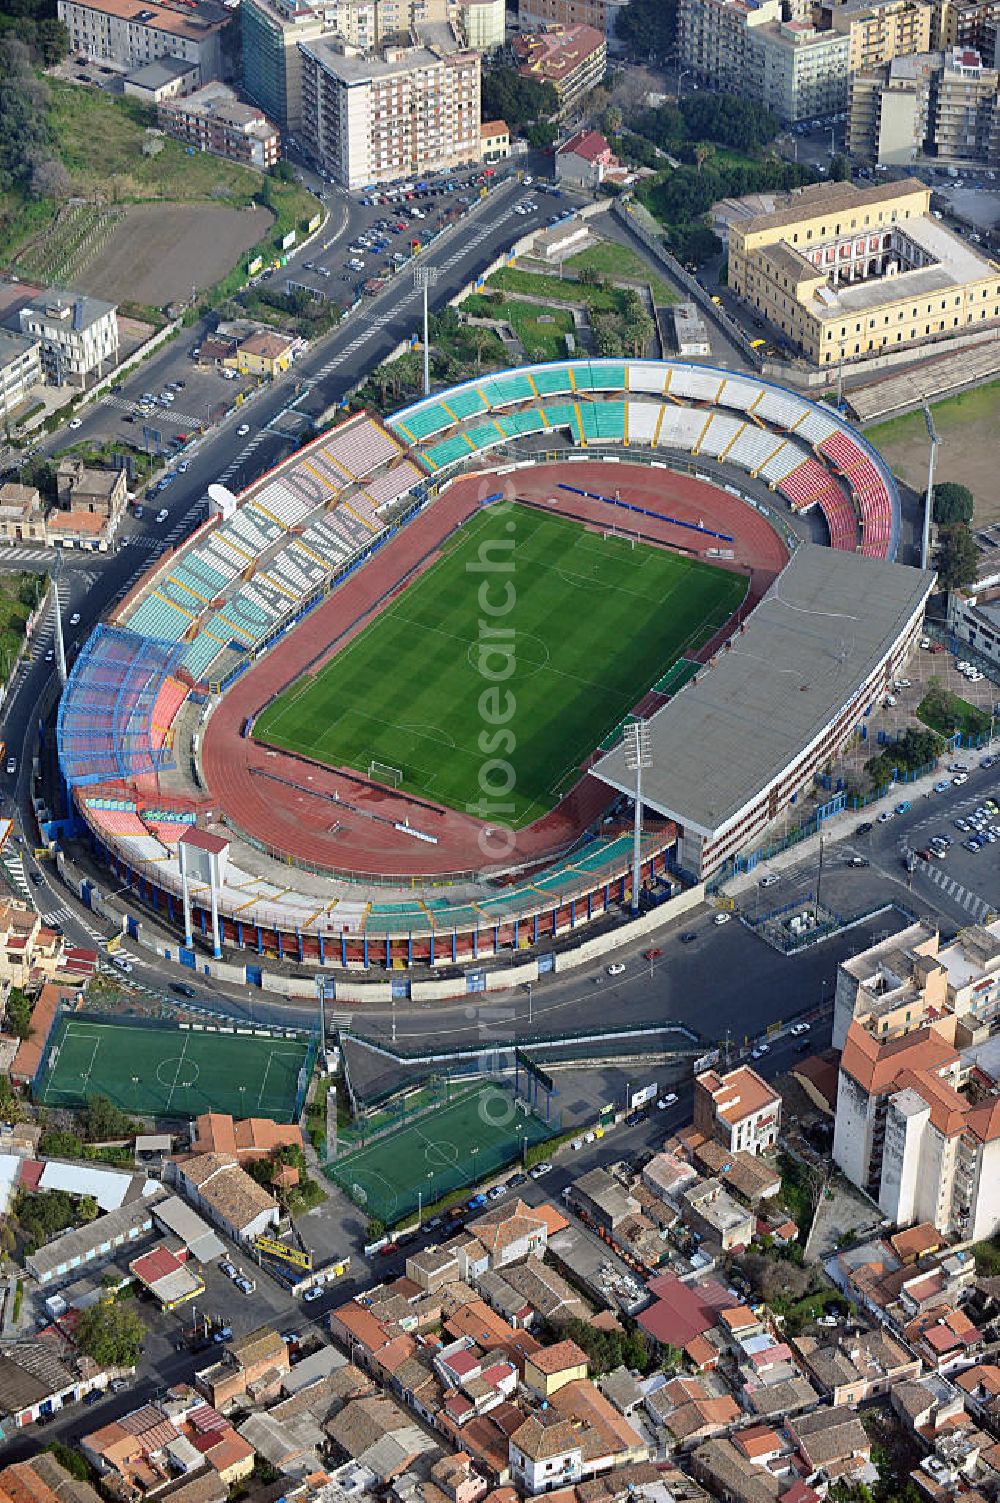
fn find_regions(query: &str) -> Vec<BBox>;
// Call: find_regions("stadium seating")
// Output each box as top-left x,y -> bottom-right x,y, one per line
817,484 -> 861,552
580,401 -> 626,444
325,415 -> 401,478
478,372 -> 537,407
759,440 -> 807,487
626,401 -> 661,444
777,457 -> 834,512
667,368 -> 726,404
149,677 -> 188,752
695,414 -> 743,459
795,407 -> 840,447
819,428 -> 865,475
423,433 -> 475,471
500,409 -> 545,437
128,592 -> 195,643
392,401 -> 453,443
657,406 -> 708,451
575,362 -> 626,393
754,388 -> 809,431
717,376 -> 765,413
363,460 -> 424,511
531,366 -> 576,398
728,425 -> 786,477
439,387 -> 487,422
252,479 -> 313,530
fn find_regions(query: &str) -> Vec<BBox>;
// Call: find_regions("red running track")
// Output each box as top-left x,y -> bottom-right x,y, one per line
200,460 -> 788,879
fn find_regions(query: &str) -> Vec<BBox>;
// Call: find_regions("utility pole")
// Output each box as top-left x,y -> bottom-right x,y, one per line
623,720 -> 653,915
922,404 -> 940,573
413,265 -> 439,397
815,833 -> 825,920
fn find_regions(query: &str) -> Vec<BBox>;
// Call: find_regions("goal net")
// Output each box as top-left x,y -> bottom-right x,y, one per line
368,760 -> 403,788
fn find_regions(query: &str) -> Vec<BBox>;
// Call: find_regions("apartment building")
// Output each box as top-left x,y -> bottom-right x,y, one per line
0,329 -> 41,430
676,0 -> 849,120
512,24 -> 606,116
56,0 -> 233,83
17,292 -> 119,389
159,82 -> 281,168
833,918 -> 1000,1050
693,1065 -> 782,1156
834,1017 -> 1000,1239
458,0 -> 504,50
825,0 -> 934,71
518,0 -> 628,48
936,0 -> 1000,66
933,45 -> 1000,158
754,19 -> 852,120
240,0 -> 448,130
727,178 -> 1000,368
299,30 -> 480,188
849,51 -> 940,162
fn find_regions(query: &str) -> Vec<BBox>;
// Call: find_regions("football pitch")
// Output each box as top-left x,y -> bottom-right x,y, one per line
36,1016 -> 314,1122
254,502 -> 747,826
327,1084 -> 554,1224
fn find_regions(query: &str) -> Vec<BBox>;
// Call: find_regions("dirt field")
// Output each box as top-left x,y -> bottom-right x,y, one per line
77,201 -> 273,305
867,379 -> 1000,525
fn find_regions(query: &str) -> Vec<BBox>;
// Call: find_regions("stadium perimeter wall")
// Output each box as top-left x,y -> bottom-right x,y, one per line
53,846 -> 705,1001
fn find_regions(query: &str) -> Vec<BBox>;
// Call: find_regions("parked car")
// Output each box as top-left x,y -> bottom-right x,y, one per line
607,962 -> 625,976
529,1162 -> 553,1179
303,1285 -> 324,1301
759,873 -> 780,888
219,1261 -> 238,1279
156,508 -> 168,523
790,1022 -> 810,1036
713,912 -> 732,926
170,982 -> 196,997
846,855 -> 869,867
751,1043 -> 770,1059
68,417 -> 82,429
657,1093 -> 679,1110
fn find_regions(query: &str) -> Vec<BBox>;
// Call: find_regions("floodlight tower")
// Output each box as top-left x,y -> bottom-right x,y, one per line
413,265 -> 439,397
922,404 -> 940,573
623,719 -> 653,915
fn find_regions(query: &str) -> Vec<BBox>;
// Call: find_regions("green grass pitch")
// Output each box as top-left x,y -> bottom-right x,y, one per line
327,1085 -> 554,1224
36,1016 -> 313,1122
254,502 -> 747,827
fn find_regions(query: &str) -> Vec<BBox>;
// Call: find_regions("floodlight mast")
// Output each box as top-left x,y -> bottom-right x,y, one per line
623,720 -> 653,915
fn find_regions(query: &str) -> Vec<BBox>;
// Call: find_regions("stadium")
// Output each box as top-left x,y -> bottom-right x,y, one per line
55,357 -> 934,975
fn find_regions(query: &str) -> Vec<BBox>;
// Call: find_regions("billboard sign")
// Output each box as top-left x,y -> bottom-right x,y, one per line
281,229 -> 297,251
629,1083 -> 658,1110
247,255 -> 263,276
308,213 -> 322,233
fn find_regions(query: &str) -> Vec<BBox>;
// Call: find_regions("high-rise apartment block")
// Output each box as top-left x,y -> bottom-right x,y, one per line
677,0 -> 934,121
850,43 -> 1000,161
300,28 -> 480,187
240,0 -> 449,130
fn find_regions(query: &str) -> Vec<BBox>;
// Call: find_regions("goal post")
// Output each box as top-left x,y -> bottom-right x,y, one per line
368,760 -> 403,788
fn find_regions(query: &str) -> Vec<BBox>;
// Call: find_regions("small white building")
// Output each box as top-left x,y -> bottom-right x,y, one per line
19,292 -> 119,389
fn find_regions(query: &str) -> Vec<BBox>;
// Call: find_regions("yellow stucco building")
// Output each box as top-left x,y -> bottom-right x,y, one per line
728,178 -> 1000,367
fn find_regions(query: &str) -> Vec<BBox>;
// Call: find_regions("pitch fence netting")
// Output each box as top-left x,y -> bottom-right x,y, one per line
57,624 -> 187,791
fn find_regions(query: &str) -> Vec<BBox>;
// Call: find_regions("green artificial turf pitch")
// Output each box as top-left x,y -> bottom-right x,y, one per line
36,1016 -> 313,1122
253,502 -> 747,827
327,1084 -> 554,1224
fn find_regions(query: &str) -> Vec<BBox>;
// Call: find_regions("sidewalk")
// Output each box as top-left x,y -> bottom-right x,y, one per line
719,753 -> 993,901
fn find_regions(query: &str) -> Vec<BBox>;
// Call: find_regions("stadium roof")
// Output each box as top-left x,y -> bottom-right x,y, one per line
594,544 -> 935,839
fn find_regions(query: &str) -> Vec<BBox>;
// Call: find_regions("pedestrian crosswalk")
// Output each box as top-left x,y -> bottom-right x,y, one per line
215,428 -> 278,486
906,849 -> 996,923
101,393 -> 202,428
2,853 -> 30,901
0,545 -> 54,566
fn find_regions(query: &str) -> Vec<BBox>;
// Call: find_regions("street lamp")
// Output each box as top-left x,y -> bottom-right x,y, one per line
623,720 -> 653,915
413,265 -> 439,397
676,69 -> 693,103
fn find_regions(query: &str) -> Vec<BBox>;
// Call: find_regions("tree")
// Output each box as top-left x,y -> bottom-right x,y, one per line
83,1094 -> 138,1143
933,480 -> 974,526
77,1195 -> 99,1224
614,0 -> 677,61
480,67 -> 558,128
828,153 -> 851,182
45,1444 -> 92,1482
602,105 -> 623,139
5,988 -> 32,1040
935,523 -> 979,591
366,1217 -> 385,1242
693,143 -> 714,176
30,157 -> 71,199
76,1300 -> 146,1368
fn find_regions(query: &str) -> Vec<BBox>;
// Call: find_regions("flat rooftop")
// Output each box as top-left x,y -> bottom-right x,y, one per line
594,543 -> 935,838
